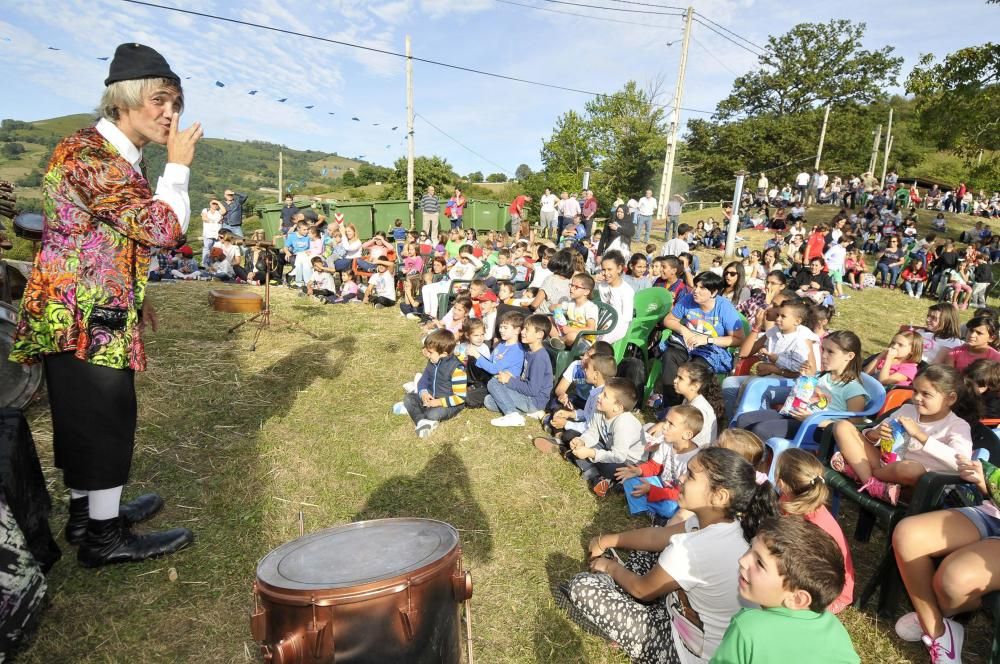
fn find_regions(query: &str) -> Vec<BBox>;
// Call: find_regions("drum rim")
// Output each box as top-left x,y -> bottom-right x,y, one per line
0,301 -> 44,409
255,518 -> 461,601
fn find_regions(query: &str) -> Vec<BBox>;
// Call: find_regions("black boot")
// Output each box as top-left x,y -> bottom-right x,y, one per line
64,493 -> 166,546
77,517 -> 194,568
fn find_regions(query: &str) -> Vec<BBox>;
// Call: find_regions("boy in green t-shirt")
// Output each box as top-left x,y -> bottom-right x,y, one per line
711,517 -> 860,664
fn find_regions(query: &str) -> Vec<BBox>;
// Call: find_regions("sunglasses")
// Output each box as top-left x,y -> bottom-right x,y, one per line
725,271 -> 738,276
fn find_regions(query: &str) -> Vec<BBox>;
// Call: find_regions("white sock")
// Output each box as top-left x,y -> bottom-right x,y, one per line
88,486 -> 124,520
69,489 -> 87,500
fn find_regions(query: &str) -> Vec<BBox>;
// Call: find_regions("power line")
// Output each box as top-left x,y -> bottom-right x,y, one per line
690,34 -> 741,78
531,0 -> 685,16
691,17 -> 763,58
592,0 -> 686,10
415,113 -> 514,175
493,0 -> 681,27
119,0 -> 601,97
693,11 -> 767,53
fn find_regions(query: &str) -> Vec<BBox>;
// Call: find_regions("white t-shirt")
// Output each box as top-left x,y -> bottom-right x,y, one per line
201,208 -> 222,240
369,271 -> 396,301
220,242 -> 241,264
558,197 -> 581,218
540,193 -> 558,213
917,331 -> 963,363
661,238 -> 690,257
795,172 -> 810,186
764,325 -> 815,372
688,394 -> 717,448
824,244 -> 846,272
659,518 -> 751,664
565,299 -> 599,329
308,271 -> 337,291
597,280 -> 635,344
528,265 -> 552,289
638,196 -> 657,216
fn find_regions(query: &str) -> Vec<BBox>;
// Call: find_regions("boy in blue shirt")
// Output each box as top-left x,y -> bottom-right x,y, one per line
711,517 -> 859,664
282,218 -> 311,286
487,314 -> 553,427
391,218 -> 408,257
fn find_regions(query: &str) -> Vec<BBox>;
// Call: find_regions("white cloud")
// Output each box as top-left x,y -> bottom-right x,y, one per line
419,0 -> 493,18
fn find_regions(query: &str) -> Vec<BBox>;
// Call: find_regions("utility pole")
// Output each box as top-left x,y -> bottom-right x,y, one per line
724,171 -> 747,258
880,107 -> 894,187
278,150 -> 283,202
655,6 -> 694,228
406,35 -> 415,229
814,106 -> 830,171
868,124 -> 882,175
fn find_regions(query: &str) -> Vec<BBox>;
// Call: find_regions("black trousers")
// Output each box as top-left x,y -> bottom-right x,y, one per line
43,353 -> 136,490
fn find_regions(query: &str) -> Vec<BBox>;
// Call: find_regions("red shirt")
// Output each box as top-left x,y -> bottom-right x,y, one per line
804,507 -> 855,614
509,195 -> 528,216
582,197 -> 598,218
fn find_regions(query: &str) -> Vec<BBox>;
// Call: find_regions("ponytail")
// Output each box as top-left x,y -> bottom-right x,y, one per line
679,361 -> 725,424
775,448 -> 829,516
695,447 -> 779,542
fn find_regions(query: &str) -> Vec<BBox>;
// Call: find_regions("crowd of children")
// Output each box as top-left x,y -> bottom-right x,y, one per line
166,194 -> 1000,663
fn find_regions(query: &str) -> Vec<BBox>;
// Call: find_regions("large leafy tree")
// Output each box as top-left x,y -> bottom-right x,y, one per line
384,155 -> 459,198
715,20 -> 903,120
540,109 -> 594,175
906,43 -> 1000,188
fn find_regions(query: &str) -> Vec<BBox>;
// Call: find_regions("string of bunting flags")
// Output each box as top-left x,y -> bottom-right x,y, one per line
2,37 -> 408,159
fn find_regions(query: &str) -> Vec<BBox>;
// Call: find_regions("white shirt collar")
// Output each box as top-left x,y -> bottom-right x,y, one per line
95,118 -> 143,173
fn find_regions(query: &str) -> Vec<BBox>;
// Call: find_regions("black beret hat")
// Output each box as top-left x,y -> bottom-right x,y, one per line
104,43 -> 180,86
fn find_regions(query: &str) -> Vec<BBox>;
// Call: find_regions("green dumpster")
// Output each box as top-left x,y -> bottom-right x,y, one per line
332,202 -> 375,239
254,202 -> 284,242
373,200 -> 412,236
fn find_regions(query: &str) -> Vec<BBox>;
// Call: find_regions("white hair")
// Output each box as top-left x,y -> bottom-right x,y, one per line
98,77 -> 183,122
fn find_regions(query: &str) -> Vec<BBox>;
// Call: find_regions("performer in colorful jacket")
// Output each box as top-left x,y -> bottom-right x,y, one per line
10,43 -> 203,567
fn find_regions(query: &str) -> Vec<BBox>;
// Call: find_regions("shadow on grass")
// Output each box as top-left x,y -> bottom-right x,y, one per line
353,443 -> 494,564
534,552 -> 591,664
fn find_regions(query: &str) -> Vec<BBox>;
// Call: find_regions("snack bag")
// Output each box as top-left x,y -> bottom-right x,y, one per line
779,375 -> 819,416
882,419 -> 907,454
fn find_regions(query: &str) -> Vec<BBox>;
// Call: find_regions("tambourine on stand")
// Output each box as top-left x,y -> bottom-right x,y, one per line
209,249 -> 316,351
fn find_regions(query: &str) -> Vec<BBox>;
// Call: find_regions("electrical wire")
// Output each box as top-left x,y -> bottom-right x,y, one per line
692,17 -> 763,58
530,0 -> 685,16
415,113 -> 514,175
690,34 -> 742,78
590,0 -> 686,10
493,0 -> 681,28
693,11 -> 767,53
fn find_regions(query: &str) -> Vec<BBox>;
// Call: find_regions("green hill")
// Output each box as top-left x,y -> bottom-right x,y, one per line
0,114 -> 367,212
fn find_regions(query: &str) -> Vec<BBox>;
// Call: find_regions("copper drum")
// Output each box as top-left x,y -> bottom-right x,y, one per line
12,213 -> 43,242
0,302 -> 43,408
209,289 -> 264,314
251,518 -> 473,664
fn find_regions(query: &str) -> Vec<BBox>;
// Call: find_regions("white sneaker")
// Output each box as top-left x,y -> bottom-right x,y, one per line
415,420 -> 439,438
525,410 -> 546,420
491,413 -> 526,427
920,617 -> 964,663
405,313 -> 421,321
894,611 -> 923,642
403,382 -> 416,394
391,401 -> 407,415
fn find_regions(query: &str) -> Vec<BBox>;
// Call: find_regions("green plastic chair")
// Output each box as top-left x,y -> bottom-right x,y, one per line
553,301 -> 618,381
612,288 -> 673,364
435,263 -> 491,315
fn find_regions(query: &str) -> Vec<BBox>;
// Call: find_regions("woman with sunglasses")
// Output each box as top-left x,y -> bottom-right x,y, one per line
721,261 -> 751,306
875,237 -> 906,288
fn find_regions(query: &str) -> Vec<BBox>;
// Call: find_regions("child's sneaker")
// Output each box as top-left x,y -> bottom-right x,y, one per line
405,313 -> 421,321
830,452 -> 859,481
894,612 -> 923,642
491,413 -> 526,427
391,401 -> 407,415
858,476 -> 901,505
415,420 -> 439,438
591,478 -> 612,497
920,618 -> 964,663
533,436 -> 563,454
525,410 -> 546,420
403,382 -> 416,393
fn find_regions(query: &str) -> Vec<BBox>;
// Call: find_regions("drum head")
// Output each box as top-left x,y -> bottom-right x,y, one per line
258,518 -> 458,591
13,213 -> 43,240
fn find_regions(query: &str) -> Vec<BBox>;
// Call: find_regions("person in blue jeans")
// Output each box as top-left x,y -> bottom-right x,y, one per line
875,237 -> 906,288
487,314 -> 553,427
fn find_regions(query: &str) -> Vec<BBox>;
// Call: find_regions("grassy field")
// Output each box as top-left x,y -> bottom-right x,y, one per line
10,205 -> 999,663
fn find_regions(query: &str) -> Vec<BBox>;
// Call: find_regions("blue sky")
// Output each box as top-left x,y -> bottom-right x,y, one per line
1,0 -> 996,177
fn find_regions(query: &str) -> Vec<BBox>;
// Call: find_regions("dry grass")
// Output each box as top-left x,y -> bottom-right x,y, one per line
12,204 -> 998,663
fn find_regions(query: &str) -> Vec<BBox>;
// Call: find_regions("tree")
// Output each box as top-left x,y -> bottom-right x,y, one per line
384,155 -> 459,198
907,43 -> 1000,188
716,20 -> 903,120
467,171 -> 483,183
541,109 -> 594,175
514,164 -> 532,181
355,163 -> 392,185
1,142 -> 25,159
486,172 -> 508,183
341,170 -> 357,186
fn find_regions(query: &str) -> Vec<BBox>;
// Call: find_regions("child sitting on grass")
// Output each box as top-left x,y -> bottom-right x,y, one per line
712,517 -> 858,664
534,354 -> 616,450
392,329 -> 467,438
831,365 -> 977,505
305,257 -> 337,300
615,404 -> 703,512
863,329 -> 922,387
551,342 -> 615,414
564,378 -> 645,496
651,361 -> 723,448
486,314 -> 553,427
774,448 -> 854,614
424,295 -> 473,336
362,261 -> 396,308
470,311 -> 524,381
326,271 -> 360,304
399,275 -> 424,319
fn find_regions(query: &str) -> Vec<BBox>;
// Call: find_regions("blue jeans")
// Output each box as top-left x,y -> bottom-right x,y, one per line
450,216 -> 463,230
876,263 -> 902,286
201,238 -> 216,267
403,392 -> 462,425
903,280 -> 924,297
221,224 -> 243,238
667,215 -> 679,240
636,214 -> 653,243
485,378 -> 539,415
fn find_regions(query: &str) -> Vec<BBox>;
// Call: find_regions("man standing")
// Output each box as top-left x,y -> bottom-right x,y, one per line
666,193 -> 684,241
756,172 -> 768,202
795,170 -> 810,203
814,170 -> 828,205
11,43 -> 200,567
557,191 -> 580,239
279,193 -> 297,236
222,188 -> 247,238
419,185 -> 440,240
508,193 -> 533,239
581,190 -> 598,238
539,188 -> 558,239
636,189 -> 657,244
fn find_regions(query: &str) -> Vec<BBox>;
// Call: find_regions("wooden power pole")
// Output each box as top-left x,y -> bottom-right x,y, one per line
655,6 -> 694,225
406,35 -> 415,229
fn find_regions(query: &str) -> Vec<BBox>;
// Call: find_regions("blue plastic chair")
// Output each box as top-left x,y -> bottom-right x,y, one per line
731,374 -> 887,484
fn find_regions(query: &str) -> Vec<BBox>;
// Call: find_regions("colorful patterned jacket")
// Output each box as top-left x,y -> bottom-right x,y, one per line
10,127 -> 184,371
